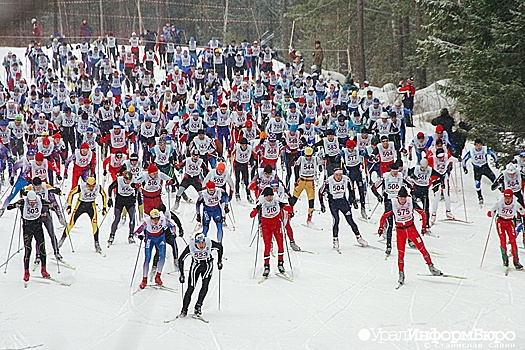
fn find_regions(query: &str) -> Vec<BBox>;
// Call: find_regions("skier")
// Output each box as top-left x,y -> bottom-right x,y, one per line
378,187 -> 442,286
7,190 -> 53,281
288,146 -> 318,225
407,158 -> 435,228
58,177 -> 108,253
487,189 -> 524,270
107,171 -> 138,245
342,139 -> 367,218
135,208 -> 178,289
178,233 -> 223,318
319,167 -> 368,250
372,162 -> 412,255
462,138 -> 498,206
250,186 -> 294,277
173,149 -> 208,211
63,142 -> 96,189
231,137 -> 255,203
196,181 -> 229,243
428,148 -> 455,225
136,163 -> 173,216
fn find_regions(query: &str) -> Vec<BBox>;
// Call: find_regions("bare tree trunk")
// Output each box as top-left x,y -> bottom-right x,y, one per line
99,0 -> 104,36
355,0 -> 366,81
415,1 -> 427,87
137,0 -> 144,35
223,0 -> 229,41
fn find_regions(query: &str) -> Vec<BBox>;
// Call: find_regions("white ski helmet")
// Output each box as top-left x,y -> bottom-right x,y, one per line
106,91 -> 113,98
31,18 -> 37,23
27,190 -> 37,201
506,163 -> 517,174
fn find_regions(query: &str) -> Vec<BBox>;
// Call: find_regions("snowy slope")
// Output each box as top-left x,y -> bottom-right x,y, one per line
0,46 -> 524,350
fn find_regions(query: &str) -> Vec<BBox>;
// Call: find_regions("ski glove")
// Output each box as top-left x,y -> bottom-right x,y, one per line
179,275 -> 185,284
107,198 -> 113,208
224,205 -> 230,214
66,206 -> 72,215
463,168 -> 468,174
217,261 -> 223,270
102,208 -> 107,216
487,210 -> 493,218
56,175 -> 62,182
103,170 -> 107,177
377,227 -> 384,236
249,208 -> 258,218
138,233 -> 144,241
320,203 -> 326,213
421,227 -> 428,235
196,213 -> 201,223
64,172 -> 68,179
178,230 -> 184,237
377,194 -> 384,203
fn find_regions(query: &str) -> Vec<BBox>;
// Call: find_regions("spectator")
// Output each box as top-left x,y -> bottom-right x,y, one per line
80,19 -> 94,42
31,18 -> 41,40
313,40 -> 324,73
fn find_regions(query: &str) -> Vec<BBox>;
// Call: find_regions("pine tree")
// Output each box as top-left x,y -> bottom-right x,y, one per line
419,0 -> 525,160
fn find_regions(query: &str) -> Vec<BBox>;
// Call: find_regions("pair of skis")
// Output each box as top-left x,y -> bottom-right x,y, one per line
164,313 -> 209,324
132,284 -> 177,295
25,276 -> 71,288
258,272 -> 294,284
395,274 -> 469,290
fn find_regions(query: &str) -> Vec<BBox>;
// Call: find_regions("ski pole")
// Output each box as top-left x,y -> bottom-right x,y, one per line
3,209 -> 19,273
130,237 -> 143,287
282,223 -> 294,277
368,200 -> 381,220
252,218 -> 260,278
218,269 -> 221,311
459,163 -> 468,221
480,216 -> 494,268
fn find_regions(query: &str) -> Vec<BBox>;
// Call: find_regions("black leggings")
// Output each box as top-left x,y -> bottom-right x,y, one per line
24,220 -> 46,269
182,261 -> 213,312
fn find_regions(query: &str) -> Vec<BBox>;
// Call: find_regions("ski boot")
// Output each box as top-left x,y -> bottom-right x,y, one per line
478,195 -> 484,207
277,260 -> 285,274
128,234 -> 136,244
385,242 -> 392,256
262,264 -> 270,277
430,214 -> 437,226
54,251 -> 63,261
183,193 -> 192,203
179,310 -> 188,318
398,271 -> 405,285
333,237 -> 340,249
173,196 -> 181,211
356,235 -> 368,247
514,261 -> 523,270
23,269 -> 30,282
41,266 -> 50,278
428,264 -> 443,276
94,241 -> 102,253
34,256 -> 41,266
235,193 -> 241,202
139,277 -> 148,289
155,272 -> 163,286
247,195 -> 254,204
107,234 -> 115,246
353,199 -> 359,210
446,210 -> 455,220
503,257 -> 509,267
408,240 -> 416,249
360,206 -> 367,219
306,213 -> 313,227
194,305 -> 202,316
290,240 -> 301,251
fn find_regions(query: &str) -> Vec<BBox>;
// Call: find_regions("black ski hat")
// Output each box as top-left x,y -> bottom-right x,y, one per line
262,187 -> 274,197
398,187 -> 408,197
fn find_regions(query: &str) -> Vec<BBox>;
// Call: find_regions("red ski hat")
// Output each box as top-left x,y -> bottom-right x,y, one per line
148,164 -> 158,173
417,132 -> 424,138
53,133 -> 62,139
35,152 -> 44,162
346,139 -> 356,148
80,142 -> 89,149
42,137 -> 50,145
206,180 -> 216,189
504,189 -> 514,198
435,125 -> 444,133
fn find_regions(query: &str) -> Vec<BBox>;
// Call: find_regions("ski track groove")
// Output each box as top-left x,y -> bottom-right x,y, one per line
427,274 -> 466,323
299,260 -> 381,348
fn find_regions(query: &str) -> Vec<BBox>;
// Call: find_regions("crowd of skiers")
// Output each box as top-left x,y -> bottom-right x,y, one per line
1,28 -> 523,316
